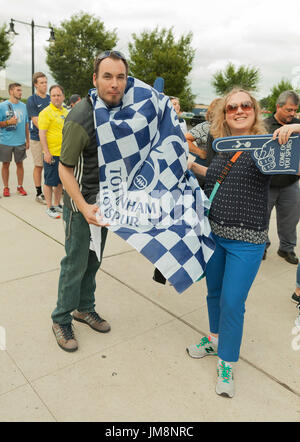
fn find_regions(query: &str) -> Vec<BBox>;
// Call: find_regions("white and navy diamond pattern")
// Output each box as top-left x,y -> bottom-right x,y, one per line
89,77 -> 215,293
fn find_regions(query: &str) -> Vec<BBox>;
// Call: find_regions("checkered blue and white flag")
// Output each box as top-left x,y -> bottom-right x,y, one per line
89,77 -> 215,293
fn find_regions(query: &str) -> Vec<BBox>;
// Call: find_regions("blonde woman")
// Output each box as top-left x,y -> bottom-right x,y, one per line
187,88 -> 269,398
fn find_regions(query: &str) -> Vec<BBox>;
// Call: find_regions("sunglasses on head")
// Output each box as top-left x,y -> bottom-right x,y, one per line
96,50 -> 126,62
225,101 -> 254,114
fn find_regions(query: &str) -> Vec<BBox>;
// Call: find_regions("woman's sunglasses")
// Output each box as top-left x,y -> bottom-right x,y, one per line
225,101 -> 254,114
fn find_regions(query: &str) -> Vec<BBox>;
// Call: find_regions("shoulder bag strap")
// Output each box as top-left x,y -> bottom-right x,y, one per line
208,151 -> 243,208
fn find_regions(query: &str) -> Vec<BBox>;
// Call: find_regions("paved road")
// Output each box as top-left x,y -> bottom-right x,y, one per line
0,154 -> 299,421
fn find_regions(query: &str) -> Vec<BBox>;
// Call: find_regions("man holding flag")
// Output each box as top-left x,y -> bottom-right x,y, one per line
51,51 -> 213,352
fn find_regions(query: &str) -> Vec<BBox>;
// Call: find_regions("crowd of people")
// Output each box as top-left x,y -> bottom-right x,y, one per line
0,51 -> 299,399
0,73 -> 81,218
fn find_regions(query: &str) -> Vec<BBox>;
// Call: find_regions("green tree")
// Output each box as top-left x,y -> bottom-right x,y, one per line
259,96 -> 270,110
266,79 -> 295,113
0,24 -> 12,69
46,12 -> 117,98
128,27 -> 196,111
212,62 -> 260,95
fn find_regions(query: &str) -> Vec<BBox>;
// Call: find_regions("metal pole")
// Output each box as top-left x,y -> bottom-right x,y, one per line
31,20 -> 34,95
8,18 -> 54,93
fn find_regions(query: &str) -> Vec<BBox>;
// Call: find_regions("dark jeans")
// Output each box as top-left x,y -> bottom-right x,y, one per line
51,206 -> 108,325
266,181 -> 300,252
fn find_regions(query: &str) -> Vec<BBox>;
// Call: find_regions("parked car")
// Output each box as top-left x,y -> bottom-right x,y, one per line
181,112 -> 195,119
190,114 -> 206,127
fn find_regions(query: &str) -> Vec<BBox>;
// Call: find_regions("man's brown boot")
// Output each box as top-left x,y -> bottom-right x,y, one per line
72,310 -> 111,333
52,323 -> 78,352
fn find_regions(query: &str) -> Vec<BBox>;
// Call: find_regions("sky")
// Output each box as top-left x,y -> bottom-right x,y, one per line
1,0 -> 300,106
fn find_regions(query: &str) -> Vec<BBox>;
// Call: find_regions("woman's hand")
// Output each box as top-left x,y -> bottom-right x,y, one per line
273,124 -> 300,145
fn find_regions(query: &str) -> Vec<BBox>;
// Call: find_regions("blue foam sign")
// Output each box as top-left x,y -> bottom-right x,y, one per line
212,134 -> 300,174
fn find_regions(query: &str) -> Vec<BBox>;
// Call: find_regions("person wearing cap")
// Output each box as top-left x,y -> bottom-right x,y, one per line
69,94 -> 81,108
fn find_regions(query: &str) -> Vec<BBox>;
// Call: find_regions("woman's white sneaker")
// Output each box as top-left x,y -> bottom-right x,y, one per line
186,336 -> 218,358
216,359 -> 235,398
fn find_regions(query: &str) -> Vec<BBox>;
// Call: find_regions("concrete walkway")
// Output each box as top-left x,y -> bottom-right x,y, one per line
0,154 -> 299,422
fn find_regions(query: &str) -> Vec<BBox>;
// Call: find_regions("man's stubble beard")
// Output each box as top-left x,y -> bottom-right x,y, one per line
98,91 -> 123,107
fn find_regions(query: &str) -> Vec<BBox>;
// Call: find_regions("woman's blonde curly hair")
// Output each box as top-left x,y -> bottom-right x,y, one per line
210,88 -> 267,139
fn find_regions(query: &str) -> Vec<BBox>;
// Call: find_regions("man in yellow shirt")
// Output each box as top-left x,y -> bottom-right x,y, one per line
39,85 -> 68,218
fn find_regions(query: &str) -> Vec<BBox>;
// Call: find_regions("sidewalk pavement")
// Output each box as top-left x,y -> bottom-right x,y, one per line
0,154 -> 299,422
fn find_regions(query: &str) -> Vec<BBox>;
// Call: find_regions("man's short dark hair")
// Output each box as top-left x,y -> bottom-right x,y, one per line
8,83 -> 21,92
49,84 -> 65,95
32,72 -> 47,85
69,94 -> 81,105
94,50 -> 128,78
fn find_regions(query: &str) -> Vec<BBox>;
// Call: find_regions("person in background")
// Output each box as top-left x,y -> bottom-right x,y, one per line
264,91 -> 300,264
0,83 -> 29,197
170,96 -> 187,134
293,263 -> 300,305
38,84 -> 68,219
186,98 -> 222,187
270,123 -> 300,305
26,72 -> 50,204
294,262 -> 300,330
185,98 -> 221,167
69,94 -> 81,109
187,88 -> 269,398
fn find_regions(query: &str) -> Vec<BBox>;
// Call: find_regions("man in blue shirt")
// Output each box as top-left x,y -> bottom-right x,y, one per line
0,83 -> 29,197
26,72 -> 50,203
